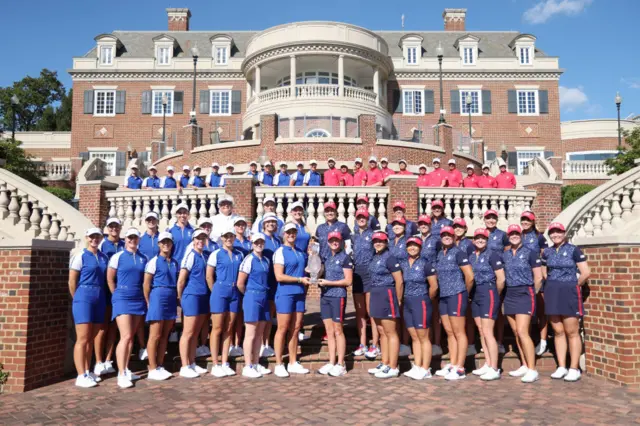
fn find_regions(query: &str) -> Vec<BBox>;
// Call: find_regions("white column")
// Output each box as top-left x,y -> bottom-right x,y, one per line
373,66 -> 380,106
290,55 -> 297,99
246,81 -> 252,105
255,65 -> 261,97
289,117 -> 295,138
338,55 -> 344,97
340,118 -> 346,138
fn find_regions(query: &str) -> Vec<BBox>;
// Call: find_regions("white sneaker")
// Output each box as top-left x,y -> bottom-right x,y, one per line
367,363 -> 385,374
498,344 -> 506,354
260,345 -> 275,357
274,364 -> 289,378
509,365 -> 529,377
256,364 -> 271,375
138,348 -> 148,361
117,374 -> 133,389
551,366 -> 568,379
403,364 -> 420,379
480,367 -> 501,381
148,367 -> 168,381
191,363 -> 209,375
364,345 -> 380,360
103,360 -> 116,374
445,368 -> 466,381
399,344 -> 412,357
466,345 -> 477,356
472,363 -> 490,376
169,331 -> 179,342
564,368 -> 581,382
521,369 -> 539,383
329,364 -> 347,377
287,362 -> 310,374
431,345 -> 443,356
125,369 -> 140,381
221,363 -> 236,376
228,345 -> 241,357
374,366 -> 399,379
179,366 -> 199,378
93,362 -> 107,376
195,345 -> 211,358
536,340 -> 548,356
75,374 -> 97,388
353,344 -> 367,356
158,367 -> 173,380
317,363 -> 334,375
422,367 -> 433,379
298,331 -> 307,341
435,363 -> 453,377
87,371 -> 101,383
210,365 -> 226,377
242,365 -> 262,378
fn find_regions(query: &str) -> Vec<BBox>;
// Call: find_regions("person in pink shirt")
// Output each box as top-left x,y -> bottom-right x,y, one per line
446,159 -> 463,188
380,157 -> 395,179
339,163 -> 354,186
462,164 -> 480,188
495,159 -> 517,189
366,156 -> 384,187
353,158 -> 367,186
416,164 -> 430,187
428,158 -> 448,187
478,164 -> 498,189
397,159 -> 413,175
323,157 -> 341,186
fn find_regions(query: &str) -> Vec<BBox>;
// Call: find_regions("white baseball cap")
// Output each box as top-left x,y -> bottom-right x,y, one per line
148,165 -> 157,171
466,164 -> 475,169
193,164 -> 201,170
182,165 -> 190,171
418,163 -> 428,169
263,196 -> 276,205
167,166 -> 175,172
283,222 -> 298,233
263,161 -> 272,166
327,157 -> 336,163
220,225 -> 236,237
354,157 -> 363,164
288,201 -> 304,211
192,229 -> 207,240
125,228 -> 141,238
234,216 -> 247,225
448,159 -> 456,165
399,159 -> 407,165
296,161 -> 304,167
482,163 -> 491,169
252,232 -> 266,242
217,195 -> 234,206
106,217 -> 121,226
145,211 -> 159,221
226,163 -> 235,169
369,156 -> 377,163
158,231 -> 173,242
310,159 -> 318,165
198,217 -> 212,226
174,203 -> 189,213
85,227 -> 103,237
279,161 -> 287,167
211,162 -> 220,168
262,212 -> 278,223
432,158 -> 441,164
381,157 -> 389,163
249,161 -> 258,166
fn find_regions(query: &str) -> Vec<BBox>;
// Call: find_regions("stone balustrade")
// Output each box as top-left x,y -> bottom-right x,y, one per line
344,86 -> 377,103
247,84 -> 379,108
40,161 -> 72,181
562,160 -> 613,180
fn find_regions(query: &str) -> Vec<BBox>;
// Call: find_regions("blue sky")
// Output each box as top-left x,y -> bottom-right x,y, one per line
0,0 -> 637,121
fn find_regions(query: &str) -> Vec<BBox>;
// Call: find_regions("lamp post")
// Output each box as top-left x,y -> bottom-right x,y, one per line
466,93 -> 473,142
161,94 -> 168,143
615,92 -> 622,149
10,94 -> 19,140
436,42 -> 445,124
190,46 -> 199,125
500,143 -> 508,162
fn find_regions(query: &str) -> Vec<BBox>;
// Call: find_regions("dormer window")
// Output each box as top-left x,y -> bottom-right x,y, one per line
463,47 -> 474,65
210,34 -> 233,67
510,34 -> 536,66
215,46 -> 228,65
399,34 -> 424,67
519,47 -> 532,65
94,34 -> 121,67
407,47 -> 417,65
157,47 -> 170,65
100,46 -> 113,65
455,34 -> 480,67
152,34 -> 176,67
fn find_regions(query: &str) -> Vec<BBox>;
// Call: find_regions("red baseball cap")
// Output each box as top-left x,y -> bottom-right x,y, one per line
483,209 -> 498,218
453,218 -> 467,228
548,222 -> 566,232
418,214 -> 431,225
372,231 -> 388,241
406,236 -> 423,246
507,224 -> 522,234
431,200 -> 444,208
440,226 -> 455,236
392,217 -> 407,226
356,195 -> 369,203
323,201 -> 337,210
521,211 -> 536,221
392,201 -> 406,210
355,208 -> 369,218
328,231 -> 342,241
474,228 -> 490,238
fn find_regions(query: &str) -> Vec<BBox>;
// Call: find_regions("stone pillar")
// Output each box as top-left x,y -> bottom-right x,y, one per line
522,181 -> 562,230
549,156 -> 563,178
255,65 -> 261,97
182,123 -> 202,162
338,55 -> 344,97
0,238 -> 74,393
373,66 -> 380,106
260,114 -> 278,153
223,175 -> 256,227
246,81 -> 252,105
78,180 -> 119,228
358,114 -> 377,154
434,123 -> 454,161
289,117 -> 295,138
290,55 -> 297,99
386,175 -> 419,222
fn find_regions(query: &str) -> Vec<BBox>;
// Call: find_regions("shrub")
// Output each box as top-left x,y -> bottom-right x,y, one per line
45,186 -> 75,203
562,184 -> 596,209
0,363 -> 9,393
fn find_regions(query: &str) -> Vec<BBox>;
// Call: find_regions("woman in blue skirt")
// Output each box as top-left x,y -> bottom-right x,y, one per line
143,231 -> 179,381
69,227 -> 109,388
107,228 -> 148,389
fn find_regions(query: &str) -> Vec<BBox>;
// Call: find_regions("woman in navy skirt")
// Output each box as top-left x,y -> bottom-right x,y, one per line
453,217 -> 476,358
143,231 -> 179,381
69,228 -> 109,388
502,224 -> 543,383
107,228 -> 148,389
542,222 -> 590,382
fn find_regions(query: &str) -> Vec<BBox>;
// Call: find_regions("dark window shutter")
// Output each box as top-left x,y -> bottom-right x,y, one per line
507,90 -> 517,113
115,151 -> 127,175
115,90 -> 126,114
482,90 -> 492,114
539,90 -> 549,114
486,151 -> 496,161
199,90 -> 210,114
544,150 -> 554,159
507,151 -> 517,169
231,90 -> 241,114
79,152 -> 90,161
424,90 -> 434,114
450,90 -> 460,114
83,90 -> 94,114
174,91 -> 184,114
393,89 -> 403,113
141,91 -> 152,114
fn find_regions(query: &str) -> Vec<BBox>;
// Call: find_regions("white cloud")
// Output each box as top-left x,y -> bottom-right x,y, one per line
559,86 -> 589,111
621,78 -> 640,89
523,0 -> 593,24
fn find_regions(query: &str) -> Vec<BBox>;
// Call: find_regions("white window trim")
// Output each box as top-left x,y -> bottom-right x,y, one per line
517,45 -> 534,66
460,90 -> 482,116
211,43 -> 231,67
214,46 -> 229,65
156,46 -> 172,66
151,90 -> 174,117
99,46 -> 114,66
402,89 -> 424,116
209,89 -> 232,116
461,46 -> 477,66
516,89 -> 539,117
93,89 -> 116,117
516,150 -> 544,175
88,151 -> 117,176
305,129 -> 331,138
406,46 -> 418,65
565,150 -> 619,161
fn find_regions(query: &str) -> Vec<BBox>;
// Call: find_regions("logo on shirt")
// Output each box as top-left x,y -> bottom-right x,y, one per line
480,259 -> 484,263
335,260 -> 340,264
493,236 -> 497,240
447,256 -> 452,260
394,263 -> 400,267
580,255 -> 585,259
462,259 -> 468,263
496,261 -> 502,265
519,254 -> 524,259
562,252 -> 567,257
365,237 -> 370,241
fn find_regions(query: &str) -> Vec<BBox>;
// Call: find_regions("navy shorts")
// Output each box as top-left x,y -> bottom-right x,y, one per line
210,284 -> 240,314
275,292 -> 306,314
503,285 -> 536,316
438,290 -> 468,317
352,268 -> 370,294
320,296 -> 346,323
471,286 -> 500,320
73,286 -> 106,324
112,297 -> 147,321
243,290 -> 271,322
403,295 -> 432,329
181,294 -> 209,316
146,287 -> 178,322
544,281 -> 584,317
369,287 -> 400,319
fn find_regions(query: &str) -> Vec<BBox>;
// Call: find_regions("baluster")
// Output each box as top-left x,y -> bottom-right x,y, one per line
453,194 -> 462,220
506,196 -> 516,223
337,193 -> 346,223
367,194 -> 377,219
152,195 -> 161,217
170,194 -> 179,220
316,193 -> 326,226
418,192 -> 426,215
600,198 -> 613,233
582,214 -> 594,238
276,194 -> 285,222
610,190 -> 623,229
67,230 -> 75,242
0,183 -> 9,219
189,196 -> 198,226
305,193 -> 316,233
631,182 -> 640,216
470,195 -> 481,229
377,193 -> 388,230
424,194 -> 432,217
29,200 -> 41,237
108,199 -> 116,219
116,197 -> 125,223
462,194 -> 471,225
124,197 -> 134,229
498,196 -> 508,228
40,207 -> 51,239
591,207 -> 603,236
18,194 -> 30,226
441,193 -> 452,220
160,196 -> 170,230
134,199 -> 143,227
255,193 -> 265,223
346,194 -> 356,230
50,214 -> 60,239
7,189 -> 19,224
480,196 -> 489,218
285,193 -> 295,223
198,195 -> 207,220
142,197 -> 151,220
208,193 -> 217,217
58,221 -> 68,241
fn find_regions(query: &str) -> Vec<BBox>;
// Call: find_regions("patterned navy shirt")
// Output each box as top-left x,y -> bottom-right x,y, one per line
522,230 -> 548,253
315,220 -> 351,261
419,233 -> 441,263
541,243 -> 586,285
487,228 -> 509,254
503,246 -> 541,287
322,250 -> 353,298
431,217 -> 453,236
389,235 -> 409,262
385,220 -> 418,239
351,228 -> 374,273
469,249 -> 504,287
368,250 -> 402,289
457,238 -> 475,256
434,245 -> 469,297
400,257 -> 436,297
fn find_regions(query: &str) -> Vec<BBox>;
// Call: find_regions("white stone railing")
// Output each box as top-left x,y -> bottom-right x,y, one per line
256,86 -> 291,105
40,161 -> 71,181
562,160 -> 613,180
74,157 -> 107,199
0,168 -> 94,249
105,188 -> 226,231
418,188 -> 537,231
344,86 -> 377,103
255,186 -> 389,234
295,84 -> 340,98
527,156 -> 558,181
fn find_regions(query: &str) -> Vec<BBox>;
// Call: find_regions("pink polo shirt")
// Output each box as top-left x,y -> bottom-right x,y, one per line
496,171 -> 517,189
340,172 -> 354,187
416,174 -> 430,187
323,168 -> 341,186
381,167 -> 395,179
463,175 -> 480,188
366,168 -> 384,186
477,175 -> 498,188
447,169 -> 463,188
428,168 -> 448,187
353,169 -> 368,186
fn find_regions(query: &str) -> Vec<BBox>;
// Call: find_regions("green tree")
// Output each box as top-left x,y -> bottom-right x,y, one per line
0,139 -> 44,186
56,89 -> 72,131
605,127 -> 640,175
35,106 -> 57,131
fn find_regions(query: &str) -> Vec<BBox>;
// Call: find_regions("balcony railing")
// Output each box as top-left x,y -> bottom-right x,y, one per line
39,161 -> 72,181
247,84 -> 377,107
562,160 -> 613,180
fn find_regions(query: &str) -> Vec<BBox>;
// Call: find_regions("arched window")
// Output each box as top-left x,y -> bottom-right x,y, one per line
305,129 -> 331,138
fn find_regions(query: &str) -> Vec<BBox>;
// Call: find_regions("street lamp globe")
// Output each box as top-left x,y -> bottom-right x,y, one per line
162,94 -> 168,106
190,46 -> 200,58
10,94 -> 19,105
436,42 -> 444,58
615,92 -> 622,106
466,93 -> 472,105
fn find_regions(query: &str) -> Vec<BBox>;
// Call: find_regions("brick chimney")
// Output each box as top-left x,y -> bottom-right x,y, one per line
443,8 -> 466,31
167,8 -> 191,31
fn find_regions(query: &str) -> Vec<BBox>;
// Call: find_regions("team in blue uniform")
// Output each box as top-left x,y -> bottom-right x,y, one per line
430,200 -> 453,236
274,162 -> 290,186
315,202 -> 351,261
167,203 -> 194,264
389,218 -> 409,262
142,166 -> 161,189
259,213 -> 281,357
124,165 -> 143,189
160,166 -> 178,189
386,201 -> 418,236
290,162 -> 306,186
258,162 -> 275,186
139,212 -> 160,260
179,165 -> 191,189
286,202 -> 311,253
355,196 -> 381,231
206,163 -> 223,188
303,160 -> 322,186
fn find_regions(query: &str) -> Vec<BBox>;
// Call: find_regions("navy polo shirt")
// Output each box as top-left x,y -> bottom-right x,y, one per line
109,250 -> 148,299
457,238 -> 475,256
351,228 -> 374,271
179,175 -> 190,188
274,245 -> 307,295
389,235 -> 409,262
419,233 -> 441,263
385,220 -> 418,238
469,249 -> 504,287
239,253 -> 271,292
142,176 -> 160,189
315,220 -> 351,261
503,246 -> 541,287
431,217 -> 453,236
167,223 -> 194,265
487,228 -> 509,254
400,257 -> 436,297
139,232 -> 159,261
368,250 -> 402,289
208,173 -> 222,187
541,243 -> 586,285
435,245 -> 469,297
523,230 -> 548,253
180,249 -> 209,295
145,255 -> 179,289
69,249 -> 109,288
322,250 -> 353,298
207,248 -> 244,287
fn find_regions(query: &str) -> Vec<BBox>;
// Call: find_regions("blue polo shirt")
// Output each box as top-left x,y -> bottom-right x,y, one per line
400,257 -> 436,297
125,175 -> 143,189
523,230 -> 548,253
69,249 -> 109,289
180,249 -> 209,295
258,171 -> 274,186
322,250 -> 353,298
469,248 -> 504,287
160,176 -> 177,189
167,223 -> 194,265
252,216 -> 285,236
503,246 -> 541,287
389,234 -> 409,262
139,231 -> 159,261
419,233 -> 441,263
304,171 -> 321,186
188,175 -> 205,188
99,237 -> 125,260
239,253 -> 270,293
145,255 -> 179,289
142,176 -> 160,189
385,220 -> 418,238
487,228 -> 509,254
368,249 -> 402,289
351,228 -> 374,273
179,175 -> 190,188
207,248 -> 244,288
108,250 -> 147,299
274,245 -> 307,295
315,220 -> 351,261
263,234 -> 282,293
435,245 -> 469,297
208,172 -> 222,187
246,171 -> 258,180
541,243 -> 586,285
431,217 -> 453,236
457,238 -> 475,256
234,237 -> 252,257
273,172 -> 290,186
185,238 -> 219,261
290,171 -> 305,186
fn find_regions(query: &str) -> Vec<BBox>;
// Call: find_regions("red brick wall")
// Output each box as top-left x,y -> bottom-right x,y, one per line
79,182 -> 116,227
581,244 -> 640,387
523,181 -> 562,230
386,176 -> 419,222
223,176 -> 256,227
0,242 -> 74,393
22,148 -> 71,162
562,137 -> 626,153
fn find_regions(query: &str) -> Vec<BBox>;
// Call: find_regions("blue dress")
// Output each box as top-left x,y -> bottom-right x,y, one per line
145,255 -> 179,322
109,250 -> 148,319
70,249 -> 109,324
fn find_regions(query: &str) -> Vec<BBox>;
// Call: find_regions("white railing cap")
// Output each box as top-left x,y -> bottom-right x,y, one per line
418,187 -> 537,197
106,187 -> 226,199
255,186 -> 389,196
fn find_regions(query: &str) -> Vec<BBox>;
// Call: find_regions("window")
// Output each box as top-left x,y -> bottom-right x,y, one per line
157,47 -> 170,65
519,47 -> 532,65
89,152 -> 116,176
210,90 -> 231,116
463,47 -> 475,65
460,90 -> 481,115
517,150 -> 543,175
100,46 -> 113,65
566,151 -> 618,161
215,47 -> 228,65
276,72 -> 355,87
407,47 -> 418,65
403,90 -> 423,115
517,90 -> 538,115
305,129 -> 330,138
152,90 -> 173,116
94,90 -> 115,116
